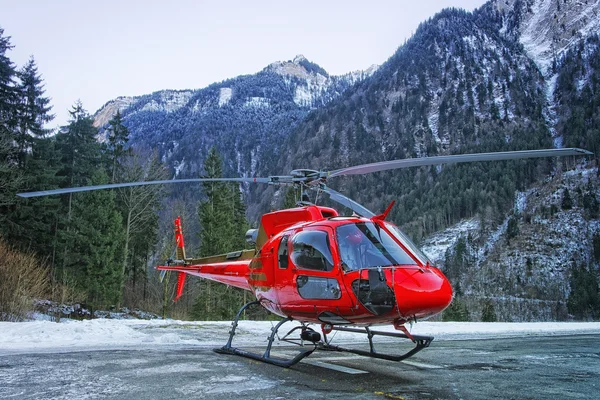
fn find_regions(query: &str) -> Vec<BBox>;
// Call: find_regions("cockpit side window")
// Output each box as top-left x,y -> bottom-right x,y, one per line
291,230 -> 334,272
278,235 -> 289,269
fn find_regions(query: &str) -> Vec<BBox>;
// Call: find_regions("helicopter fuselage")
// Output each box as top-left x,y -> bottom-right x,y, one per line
158,205 -> 453,327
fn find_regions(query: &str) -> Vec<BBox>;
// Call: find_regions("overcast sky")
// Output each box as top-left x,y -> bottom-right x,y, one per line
2,0 -> 487,127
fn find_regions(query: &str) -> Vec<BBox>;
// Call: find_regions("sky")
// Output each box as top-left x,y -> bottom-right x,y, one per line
2,0 -> 487,128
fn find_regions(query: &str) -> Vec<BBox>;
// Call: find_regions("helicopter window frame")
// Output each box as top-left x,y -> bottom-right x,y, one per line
336,222 -> 419,271
290,230 -> 335,272
382,222 -> 431,266
278,235 -> 290,269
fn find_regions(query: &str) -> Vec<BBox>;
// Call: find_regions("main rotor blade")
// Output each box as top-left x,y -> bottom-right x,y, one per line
327,148 -> 592,178
319,186 -> 375,218
17,177 -> 272,198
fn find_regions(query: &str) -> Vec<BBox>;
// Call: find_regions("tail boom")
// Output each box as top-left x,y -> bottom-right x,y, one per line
157,260 -> 252,291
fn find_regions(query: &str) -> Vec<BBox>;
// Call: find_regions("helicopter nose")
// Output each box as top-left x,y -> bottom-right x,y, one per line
392,266 -> 453,320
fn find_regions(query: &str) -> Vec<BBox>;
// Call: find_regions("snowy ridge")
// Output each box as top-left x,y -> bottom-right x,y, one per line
267,54 -> 378,107
139,90 -> 193,113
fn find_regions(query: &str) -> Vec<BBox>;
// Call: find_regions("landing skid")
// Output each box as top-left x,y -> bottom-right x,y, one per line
214,301 -> 317,368
214,301 -> 433,368
319,326 -> 433,362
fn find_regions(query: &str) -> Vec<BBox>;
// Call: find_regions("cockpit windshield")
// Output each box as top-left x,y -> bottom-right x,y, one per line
383,222 -> 431,266
336,222 -> 418,271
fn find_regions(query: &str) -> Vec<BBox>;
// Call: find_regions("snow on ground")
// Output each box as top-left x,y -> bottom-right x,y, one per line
1,318 -> 599,355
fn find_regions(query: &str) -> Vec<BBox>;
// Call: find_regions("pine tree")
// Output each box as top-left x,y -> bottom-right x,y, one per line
442,297 -> 470,321
5,56 -> 56,255
16,56 -> 54,167
561,188 -> 573,210
0,28 -> 19,138
193,147 -> 250,320
65,170 -> 124,310
106,110 -> 129,182
0,28 -> 22,226
481,298 -> 498,322
53,102 -> 110,299
54,101 -> 102,234
282,187 -> 298,209
8,136 -> 62,256
567,263 -> 600,319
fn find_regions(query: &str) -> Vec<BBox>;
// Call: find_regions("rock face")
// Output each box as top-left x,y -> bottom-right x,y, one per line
424,165 -> 600,321
494,0 -> 600,75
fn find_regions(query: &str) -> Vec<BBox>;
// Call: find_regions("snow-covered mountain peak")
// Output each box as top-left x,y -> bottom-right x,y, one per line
267,56 -> 325,80
292,54 -> 308,64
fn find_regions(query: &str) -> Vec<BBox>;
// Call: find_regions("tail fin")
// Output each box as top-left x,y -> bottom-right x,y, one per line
175,272 -> 186,302
174,216 -> 186,301
175,216 -> 186,260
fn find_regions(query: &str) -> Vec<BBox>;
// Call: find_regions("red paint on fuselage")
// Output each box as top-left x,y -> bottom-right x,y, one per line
157,206 -> 453,326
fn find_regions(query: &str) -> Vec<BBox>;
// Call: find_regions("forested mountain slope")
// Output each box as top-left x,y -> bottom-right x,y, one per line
92,0 -> 600,320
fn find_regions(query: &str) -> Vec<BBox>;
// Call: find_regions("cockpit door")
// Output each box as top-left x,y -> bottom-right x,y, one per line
277,227 -> 354,323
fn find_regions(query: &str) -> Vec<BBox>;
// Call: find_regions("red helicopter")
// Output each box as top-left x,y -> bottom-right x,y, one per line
18,148 -> 591,367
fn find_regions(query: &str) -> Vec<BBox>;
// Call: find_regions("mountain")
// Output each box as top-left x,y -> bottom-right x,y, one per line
94,55 -> 376,180
93,0 -> 600,321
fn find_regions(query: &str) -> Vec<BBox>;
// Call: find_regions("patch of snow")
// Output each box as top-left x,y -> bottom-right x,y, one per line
519,0 -> 555,75
421,218 -> 480,264
218,87 -> 232,106
174,159 -> 185,177
476,217 -> 508,265
428,111 -> 439,140
553,135 -> 564,149
514,191 -> 527,214
294,85 -> 313,107
516,0 -> 600,77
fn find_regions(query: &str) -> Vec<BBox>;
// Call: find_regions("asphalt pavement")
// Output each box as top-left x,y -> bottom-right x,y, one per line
0,334 -> 598,399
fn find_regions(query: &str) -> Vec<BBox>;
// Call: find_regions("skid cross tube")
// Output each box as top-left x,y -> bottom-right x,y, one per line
214,301 -> 317,368
320,326 -> 433,362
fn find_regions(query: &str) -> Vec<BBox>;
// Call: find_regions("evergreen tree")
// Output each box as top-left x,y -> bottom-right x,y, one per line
567,263 -> 600,319
197,147 -> 230,257
481,298 -> 498,322
0,28 -> 21,226
0,27 -> 19,139
561,188 -> 573,210
5,56 -> 56,254
282,187 -> 298,209
54,101 -> 102,242
8,136 -> 62,256
16,56 -> 53,167
106,110 -> 129,182
65,170 -> 124,310
192,147 -> 250,320
442,297 -> 470,321
506,215 -> 520,244
53,102 -> 110,298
